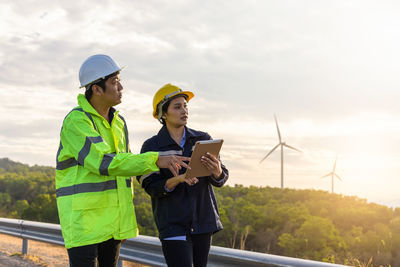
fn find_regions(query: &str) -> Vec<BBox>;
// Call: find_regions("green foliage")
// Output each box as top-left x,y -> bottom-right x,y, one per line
278,216 -> 346,260
132,180 -> 158,236
1,157 -> 400,266
212,184 -> 399,266
0,158 -> 58,223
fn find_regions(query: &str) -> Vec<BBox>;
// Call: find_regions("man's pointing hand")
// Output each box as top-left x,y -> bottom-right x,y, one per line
156,155 -> 191,176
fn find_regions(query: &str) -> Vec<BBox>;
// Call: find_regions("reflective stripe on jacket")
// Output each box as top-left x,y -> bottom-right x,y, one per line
56,94 -> 159,249
137,126 -> 229,239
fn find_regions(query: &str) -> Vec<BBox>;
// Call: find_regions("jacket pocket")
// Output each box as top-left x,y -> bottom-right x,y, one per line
72,190 -> 119,210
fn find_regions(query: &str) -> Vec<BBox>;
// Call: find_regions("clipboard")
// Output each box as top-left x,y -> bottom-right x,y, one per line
185,139 -> 223,178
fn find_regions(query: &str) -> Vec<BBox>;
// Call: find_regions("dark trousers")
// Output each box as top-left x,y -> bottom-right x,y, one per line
67,238 -> 122,267
161,233 -> 212,267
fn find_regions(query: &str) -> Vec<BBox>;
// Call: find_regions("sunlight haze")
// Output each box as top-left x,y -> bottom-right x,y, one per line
1,0 -> 399,207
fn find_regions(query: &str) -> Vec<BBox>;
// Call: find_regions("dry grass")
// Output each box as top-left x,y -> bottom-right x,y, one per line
0,233 -> 69,266
348,257 -> 392,267
0,233 -> 149,267
0,251 -> 47,267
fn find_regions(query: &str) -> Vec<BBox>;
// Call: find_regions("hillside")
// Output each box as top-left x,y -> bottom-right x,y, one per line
0,157 -> 398,266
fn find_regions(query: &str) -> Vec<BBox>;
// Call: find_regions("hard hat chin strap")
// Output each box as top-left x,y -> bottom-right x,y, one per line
157,103 -> 164,123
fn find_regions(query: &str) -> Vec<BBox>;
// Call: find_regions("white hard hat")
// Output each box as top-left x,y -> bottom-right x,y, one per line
79,54 -> 122,88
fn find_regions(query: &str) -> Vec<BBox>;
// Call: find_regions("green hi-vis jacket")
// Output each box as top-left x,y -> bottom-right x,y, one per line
56,94 -> 159,249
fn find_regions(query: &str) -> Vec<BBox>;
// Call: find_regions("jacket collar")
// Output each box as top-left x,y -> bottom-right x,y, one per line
77,94 -> 117,120
157,125 -> 204,147
185,127 -> 204,139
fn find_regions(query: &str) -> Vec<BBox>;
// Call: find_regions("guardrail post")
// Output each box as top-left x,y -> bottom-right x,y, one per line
22,238 -> 28,254
117,259 -> 123,267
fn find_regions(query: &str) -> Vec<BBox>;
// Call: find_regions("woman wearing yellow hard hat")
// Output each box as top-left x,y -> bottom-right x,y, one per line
137,83 -> 229,267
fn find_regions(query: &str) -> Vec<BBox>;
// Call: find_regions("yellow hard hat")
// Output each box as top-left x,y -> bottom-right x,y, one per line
153,83 -> 194,121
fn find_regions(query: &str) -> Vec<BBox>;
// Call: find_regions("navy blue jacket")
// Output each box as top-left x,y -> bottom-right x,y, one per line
137,126 -> 229,239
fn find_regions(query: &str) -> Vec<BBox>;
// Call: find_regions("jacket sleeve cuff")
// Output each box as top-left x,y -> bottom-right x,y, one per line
106,151 -> 160,177
209,170 -> 228,187
164,184 -> 176,193
146,151 -> 160,172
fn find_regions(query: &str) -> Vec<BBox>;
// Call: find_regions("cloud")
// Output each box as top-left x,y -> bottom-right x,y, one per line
1,0 -> 400,204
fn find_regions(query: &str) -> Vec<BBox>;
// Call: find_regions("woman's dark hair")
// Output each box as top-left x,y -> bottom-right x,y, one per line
160,94 -> 188,125
84,71 -> 120,100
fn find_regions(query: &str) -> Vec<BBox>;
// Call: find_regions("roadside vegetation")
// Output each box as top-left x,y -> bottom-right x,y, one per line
0,158 -> 398,266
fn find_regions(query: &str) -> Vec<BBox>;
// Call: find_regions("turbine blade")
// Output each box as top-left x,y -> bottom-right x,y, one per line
335,173 -> 343,181
274,115 -> 282,143
320,173 -> 332,179
283,143 -> 301,153
259,144 -> 280,164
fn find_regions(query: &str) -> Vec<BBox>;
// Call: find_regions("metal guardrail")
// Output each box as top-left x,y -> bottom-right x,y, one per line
0,218 -> 350,267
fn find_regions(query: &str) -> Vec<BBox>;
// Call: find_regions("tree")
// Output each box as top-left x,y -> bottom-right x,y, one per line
279,216 -> 346,262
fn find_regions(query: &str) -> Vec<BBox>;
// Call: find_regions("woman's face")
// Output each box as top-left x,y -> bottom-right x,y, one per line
164,96 -> 188,128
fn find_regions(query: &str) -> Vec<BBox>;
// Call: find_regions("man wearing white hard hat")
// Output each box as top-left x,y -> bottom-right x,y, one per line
55,55 -> 190,267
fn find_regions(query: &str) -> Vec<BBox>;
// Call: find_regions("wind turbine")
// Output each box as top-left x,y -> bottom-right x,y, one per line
260,115 -> 301,189
321,158 -> 343,193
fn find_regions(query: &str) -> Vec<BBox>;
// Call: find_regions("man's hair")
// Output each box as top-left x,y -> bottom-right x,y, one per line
160,94 -> 188,125
84,71 -> 120,101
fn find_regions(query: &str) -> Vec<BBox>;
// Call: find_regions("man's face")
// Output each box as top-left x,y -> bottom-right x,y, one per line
102,74 -> 123,106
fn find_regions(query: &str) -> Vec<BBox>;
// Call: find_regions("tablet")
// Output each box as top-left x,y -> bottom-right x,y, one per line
185,139 -> 224,178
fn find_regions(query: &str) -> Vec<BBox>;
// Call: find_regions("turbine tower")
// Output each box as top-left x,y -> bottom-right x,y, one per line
260,115 -> 301,189
321,158 -> 343,193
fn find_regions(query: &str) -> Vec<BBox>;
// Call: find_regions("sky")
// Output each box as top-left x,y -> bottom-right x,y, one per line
1,0 -> 400,207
